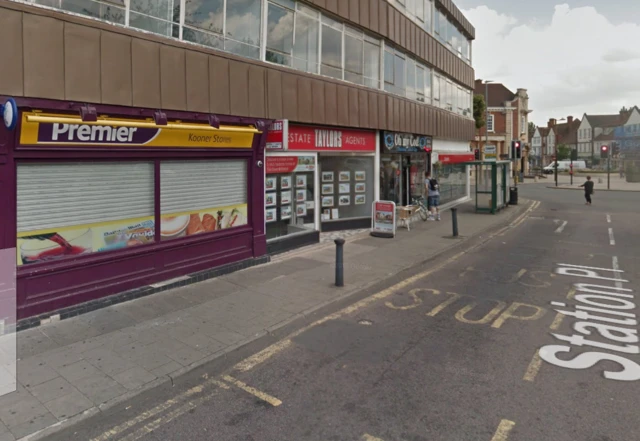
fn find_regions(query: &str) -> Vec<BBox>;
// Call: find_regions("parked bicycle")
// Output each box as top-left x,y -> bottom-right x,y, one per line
411,196 -> 429,221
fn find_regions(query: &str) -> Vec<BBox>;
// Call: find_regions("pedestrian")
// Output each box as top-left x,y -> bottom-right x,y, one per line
579,175 -> 594,205
424,171 -> 441,220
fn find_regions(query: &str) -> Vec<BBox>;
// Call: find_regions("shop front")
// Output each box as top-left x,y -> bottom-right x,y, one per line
431,139 -> 474,206
380,131 -> 432,207
265,121 -> 378,252
1,99 -> 269,319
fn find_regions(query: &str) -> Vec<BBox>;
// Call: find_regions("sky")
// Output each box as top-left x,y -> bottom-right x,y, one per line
456,0 -> 640,126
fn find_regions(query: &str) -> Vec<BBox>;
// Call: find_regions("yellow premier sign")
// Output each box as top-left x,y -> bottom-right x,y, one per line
19,112 -> 258,148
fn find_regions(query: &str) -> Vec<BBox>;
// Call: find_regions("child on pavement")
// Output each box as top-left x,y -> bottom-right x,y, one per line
579,176 -> 594,205
425,171 -> 441,221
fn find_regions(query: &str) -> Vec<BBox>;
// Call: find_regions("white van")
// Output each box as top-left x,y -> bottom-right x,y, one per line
543,160 -> 587,174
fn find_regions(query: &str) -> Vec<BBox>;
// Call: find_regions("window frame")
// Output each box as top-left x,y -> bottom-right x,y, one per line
487,114 -> 495,132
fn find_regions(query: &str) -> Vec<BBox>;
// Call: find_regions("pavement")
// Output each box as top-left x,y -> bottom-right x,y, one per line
0,198 -> 531,441
530,172 -> 640,191
39,182 -> 640,441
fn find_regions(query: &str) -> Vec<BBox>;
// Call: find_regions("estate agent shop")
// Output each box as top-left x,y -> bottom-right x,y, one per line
0,97 -> 270,319
265,120 -> 379,253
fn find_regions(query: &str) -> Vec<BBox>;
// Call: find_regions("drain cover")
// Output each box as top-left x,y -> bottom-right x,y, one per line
358,319 -> 373,326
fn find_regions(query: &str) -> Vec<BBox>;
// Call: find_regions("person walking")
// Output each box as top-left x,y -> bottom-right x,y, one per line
579,175 -> 594,205
424,171 -> 441,220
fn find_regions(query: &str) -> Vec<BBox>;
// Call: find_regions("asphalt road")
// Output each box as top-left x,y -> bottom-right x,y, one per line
50,183 -> 640,441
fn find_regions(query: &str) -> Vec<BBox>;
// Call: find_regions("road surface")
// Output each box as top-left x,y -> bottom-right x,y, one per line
49,184 -> 640,441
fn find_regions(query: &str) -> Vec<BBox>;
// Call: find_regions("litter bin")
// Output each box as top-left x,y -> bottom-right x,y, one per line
509,186 -> 518,205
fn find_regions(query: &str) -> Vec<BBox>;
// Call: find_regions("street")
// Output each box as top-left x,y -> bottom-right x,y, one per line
48,184 -> 640,441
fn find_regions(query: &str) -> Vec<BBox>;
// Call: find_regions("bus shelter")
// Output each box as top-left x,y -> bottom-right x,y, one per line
464,160 -> 510,214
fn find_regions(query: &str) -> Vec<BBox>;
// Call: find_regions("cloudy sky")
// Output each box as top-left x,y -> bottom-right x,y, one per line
456,1 -> 640,125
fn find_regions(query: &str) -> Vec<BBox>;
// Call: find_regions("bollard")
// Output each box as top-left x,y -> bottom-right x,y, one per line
451,208 -> 459,237
334,238 -> 345,287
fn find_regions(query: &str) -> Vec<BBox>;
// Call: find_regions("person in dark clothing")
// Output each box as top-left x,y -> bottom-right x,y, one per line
579,176 -> 594,205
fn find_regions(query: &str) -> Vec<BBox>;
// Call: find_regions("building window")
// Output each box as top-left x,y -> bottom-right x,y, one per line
406,58 -> 416,100
266,1 -> 294,66
487,114 -> 494,132
39,0 -> 126,25
129,0 -> 179,37
445,80 -> 453,111
320,15 -> 343,80
433,74 -> 441,107
384,46 -> 406,97
363,36 -> 381,89
344,26 -> 365,85
293,4 -> 320,73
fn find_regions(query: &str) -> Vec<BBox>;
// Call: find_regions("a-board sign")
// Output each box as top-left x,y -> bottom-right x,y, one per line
370,201 -> 396,238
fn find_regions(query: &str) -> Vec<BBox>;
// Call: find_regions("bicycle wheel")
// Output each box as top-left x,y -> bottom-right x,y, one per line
419,206 -> 429,221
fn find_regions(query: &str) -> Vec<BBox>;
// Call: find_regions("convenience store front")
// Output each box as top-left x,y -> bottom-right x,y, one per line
265,121 -> 378,253
1,100 -> 269,319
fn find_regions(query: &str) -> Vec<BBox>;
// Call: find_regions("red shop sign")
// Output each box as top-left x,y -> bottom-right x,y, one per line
438,153 -> 475,164
266,120 -> 286,150
288,124 -> 376,152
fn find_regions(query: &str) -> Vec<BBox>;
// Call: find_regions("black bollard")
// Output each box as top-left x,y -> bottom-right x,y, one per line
451,207 -> 459,237
334,238 -> 345,287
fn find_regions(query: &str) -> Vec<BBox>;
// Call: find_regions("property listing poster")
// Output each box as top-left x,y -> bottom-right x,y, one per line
160,204 -> 248,241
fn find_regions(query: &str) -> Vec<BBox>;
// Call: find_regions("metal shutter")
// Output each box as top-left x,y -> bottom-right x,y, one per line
160,160 -> 247,215
17,162 -> 154,233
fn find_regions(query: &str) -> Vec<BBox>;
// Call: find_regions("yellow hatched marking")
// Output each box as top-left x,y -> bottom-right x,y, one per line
491,419 -> 516,441
222,375 -> 282,407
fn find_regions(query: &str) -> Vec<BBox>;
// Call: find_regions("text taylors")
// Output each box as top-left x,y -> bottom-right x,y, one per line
539,262 -> 640,381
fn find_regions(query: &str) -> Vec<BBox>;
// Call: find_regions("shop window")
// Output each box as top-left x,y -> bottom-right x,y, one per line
266,1 -> 294,66
49,0 -> 126,25
160,160 -> 248,241
16,162 -> 155,266
321,16 -> 343,80
130,0 -> 180,38
265,155 -> 316,241
435,164 -> 468,206
319,156 -> 375,221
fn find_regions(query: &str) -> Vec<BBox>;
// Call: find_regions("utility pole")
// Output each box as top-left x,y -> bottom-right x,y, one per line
607,148 -> 611,190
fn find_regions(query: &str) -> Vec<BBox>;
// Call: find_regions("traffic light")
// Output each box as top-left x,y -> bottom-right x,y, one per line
611,142 -> 620,157
474,148 -> 480,160
570,149 -> 578,161
600,145 -> 609,159
511,140 -> 522,159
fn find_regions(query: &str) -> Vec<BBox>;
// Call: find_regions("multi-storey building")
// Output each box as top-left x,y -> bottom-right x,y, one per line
0,0 -> 476,320
473,80 -> 531,173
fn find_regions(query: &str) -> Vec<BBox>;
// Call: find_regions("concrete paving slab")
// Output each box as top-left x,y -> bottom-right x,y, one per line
9,412 -> 57,440
26,376 -> 75,404
73,374 -> 127,405
43,390 -> 93,420
112,367 -> 157,391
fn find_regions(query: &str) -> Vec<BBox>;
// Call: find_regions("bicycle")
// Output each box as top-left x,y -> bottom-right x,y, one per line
411,196 -> 430,221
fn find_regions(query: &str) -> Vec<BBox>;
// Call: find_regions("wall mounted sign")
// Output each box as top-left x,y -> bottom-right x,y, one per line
19,112 -> 256,148
266,120 -> 287,150
2,98 -> 17,131
438,153 -> 475,164
382,131 -> 432,153
288,124 -> 376,152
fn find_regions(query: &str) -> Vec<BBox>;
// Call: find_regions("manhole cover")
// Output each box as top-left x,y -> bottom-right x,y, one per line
358,319 -> 373,326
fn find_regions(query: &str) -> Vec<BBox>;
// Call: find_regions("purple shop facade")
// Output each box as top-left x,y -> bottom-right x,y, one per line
0,96 -> 270,320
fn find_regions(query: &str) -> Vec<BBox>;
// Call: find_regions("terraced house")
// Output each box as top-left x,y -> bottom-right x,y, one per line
0,0 -> 476,320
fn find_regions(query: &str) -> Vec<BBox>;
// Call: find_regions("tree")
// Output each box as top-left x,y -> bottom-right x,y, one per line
557,144 -> 571,161
528,122 -> 536,138
473,94 -> 486,130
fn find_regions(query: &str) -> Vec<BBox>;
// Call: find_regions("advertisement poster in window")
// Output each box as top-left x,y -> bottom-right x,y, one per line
296,175 -> 307,188
266,156 -> 315,174
281,205 -> 292,220
339,195 -> 350,206
281,191 -> 292,205
322,196 -> 334,207
322,184 -> 333,195
322,172 -> 334,182
160,204 -> 248,241
17,217 -> 155,266
339,184 -> 350,194
355,183 -> 366,193
296,204 -> 307,217
266,192 -> 277,207
265,177 -> 276,191
266,208 -> 277,223
355,195 -> 366,205
339,171 -> 351,182
355,171 -> 366,181
296,189 -> 306,202
280,176 -> 292,189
